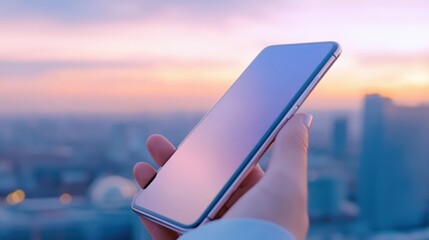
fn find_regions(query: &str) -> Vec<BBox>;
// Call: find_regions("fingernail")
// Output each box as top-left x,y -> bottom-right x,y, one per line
303,114 -> 313,129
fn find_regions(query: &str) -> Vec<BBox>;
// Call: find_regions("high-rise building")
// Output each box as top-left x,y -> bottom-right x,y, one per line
332,117 -> 348,160
308,175 -> 343,219
359,94 -> 429,230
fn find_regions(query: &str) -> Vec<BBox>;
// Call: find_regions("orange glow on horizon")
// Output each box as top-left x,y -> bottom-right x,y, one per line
1,55 -> 428,114
0,1 -> 428,114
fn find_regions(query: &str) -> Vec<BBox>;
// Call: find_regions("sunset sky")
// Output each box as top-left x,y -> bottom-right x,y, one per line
0,0 -> 428,114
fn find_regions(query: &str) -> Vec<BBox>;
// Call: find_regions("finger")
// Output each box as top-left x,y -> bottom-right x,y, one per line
241,164 -> 264,188
265,113 -> 312,188
260,113 -> 312,240
147,134 -> 176,167
133,162 -> 157,189
223,114 -> 312,240
224,164 -> 264,209
215,164 -> 264,219
133,162 -> 179,239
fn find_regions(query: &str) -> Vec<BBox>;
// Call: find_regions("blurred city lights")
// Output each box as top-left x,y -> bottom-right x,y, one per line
6,189 -> 25,205
59,193 -> 72,205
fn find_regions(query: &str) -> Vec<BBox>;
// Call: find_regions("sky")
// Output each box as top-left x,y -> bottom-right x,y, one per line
0,0 -> 428,114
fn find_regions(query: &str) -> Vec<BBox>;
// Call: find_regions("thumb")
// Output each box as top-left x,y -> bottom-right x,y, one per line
257,113 -> 312,240
264,113 -> 312,186
224,113 -> 312,240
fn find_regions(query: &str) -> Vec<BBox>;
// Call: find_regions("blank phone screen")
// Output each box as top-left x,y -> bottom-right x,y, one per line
133,42 -> 339,227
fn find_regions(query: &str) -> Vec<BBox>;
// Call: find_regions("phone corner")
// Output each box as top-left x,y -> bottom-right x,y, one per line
130,193 -> 141,212
327,41 -> 342,58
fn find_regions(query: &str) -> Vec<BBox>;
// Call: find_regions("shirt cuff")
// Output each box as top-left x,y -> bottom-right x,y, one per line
179,218 -> 295,240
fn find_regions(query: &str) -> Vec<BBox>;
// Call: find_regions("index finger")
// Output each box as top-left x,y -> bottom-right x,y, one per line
146,134 -> 176,167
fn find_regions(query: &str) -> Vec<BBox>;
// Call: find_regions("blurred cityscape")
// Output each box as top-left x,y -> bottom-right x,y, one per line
1,94 -> 428,239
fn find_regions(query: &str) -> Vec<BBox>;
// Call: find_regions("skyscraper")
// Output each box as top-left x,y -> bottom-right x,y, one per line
359,94 -> 429,230
332,117 -> 348,160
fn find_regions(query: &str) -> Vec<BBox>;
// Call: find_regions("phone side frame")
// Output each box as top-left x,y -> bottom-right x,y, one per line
204,47 -> 341,222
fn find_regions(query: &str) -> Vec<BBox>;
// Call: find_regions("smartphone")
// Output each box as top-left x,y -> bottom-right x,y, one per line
132,42 -> 341,232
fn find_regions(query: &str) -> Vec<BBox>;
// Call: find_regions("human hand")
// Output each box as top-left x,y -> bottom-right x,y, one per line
133,113 -> 312,240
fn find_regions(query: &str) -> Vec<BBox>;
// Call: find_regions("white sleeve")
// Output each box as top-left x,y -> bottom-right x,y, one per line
178,218 -> 295,240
